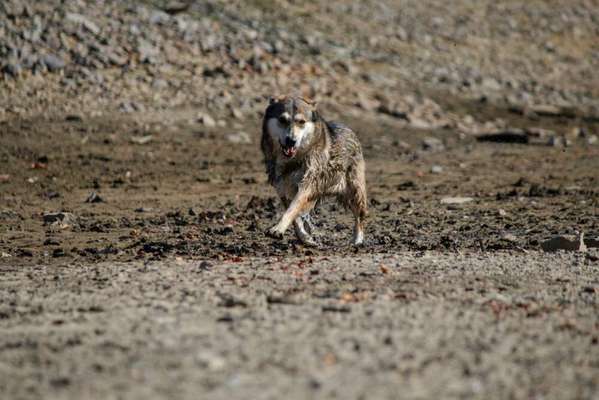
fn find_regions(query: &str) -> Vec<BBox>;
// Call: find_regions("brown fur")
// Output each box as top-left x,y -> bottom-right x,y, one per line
261,95 -> 368,246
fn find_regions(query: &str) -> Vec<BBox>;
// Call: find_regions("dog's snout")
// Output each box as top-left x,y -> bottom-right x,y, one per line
284,137 -> 296,147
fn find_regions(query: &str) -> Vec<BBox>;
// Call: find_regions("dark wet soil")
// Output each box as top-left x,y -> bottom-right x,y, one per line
1,97 -> 598,266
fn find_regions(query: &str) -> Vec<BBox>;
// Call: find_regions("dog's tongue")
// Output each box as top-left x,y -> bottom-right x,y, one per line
284,147 -> 296,157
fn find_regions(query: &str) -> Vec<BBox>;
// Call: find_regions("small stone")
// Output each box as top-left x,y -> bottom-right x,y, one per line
501,233 -> 518,243
41,54 -> 66,72
226,132 -> 251,144
541,234 -> 586,252
409,118 -> 433,130
130,135 -> 154,144
498,209 -> 507,217
440,197 -> 474,205
422,137 -> 445,151
197,113 -> 216,127
2,61 -> 22,77
66,13 -> 100,35
587,135 -> 598,145
231,108 -> 243,119
548,136 -> 565,147
43,212 -> 77,226
584,236 -> 599,248
85,192 -> 104,203
431,165 -> 443,174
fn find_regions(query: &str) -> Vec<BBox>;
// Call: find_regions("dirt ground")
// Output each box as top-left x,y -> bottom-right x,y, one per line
1,0 -> 599,399
1,96 -> 598,399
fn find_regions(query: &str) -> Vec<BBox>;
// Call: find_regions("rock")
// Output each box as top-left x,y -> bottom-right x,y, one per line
476,130 -> 528,144
163,1 -> 190,14
548,136 -> 565,147
66,13 -> 101,35
41,54 -> 66,72
585,236 -> 599,248
119,101 -> 145,113
149,10 -> 171,25
409,118 -> 434,130
481,77 -> 502,91
2,1 -> 25,17
138,40 -> 160,64
198,113 -> 216,128
85,192 -> 104,203
431,165 -> 443,174
130,135 -> 154,144
231,108 -> 243,119
43,212 -> 77,227
226,132 -> 252,144
541,234 -> 586,252
440,197 -> 474,205
530,104 -> 576,118
501,233 -> 518,243
422,137 -> 445,151
566,127 -> 583,140
587,135 -> 598,145
2,61 -> 22,77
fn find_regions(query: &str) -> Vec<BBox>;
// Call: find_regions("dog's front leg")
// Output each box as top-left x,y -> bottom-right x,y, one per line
268,188 -> 315,239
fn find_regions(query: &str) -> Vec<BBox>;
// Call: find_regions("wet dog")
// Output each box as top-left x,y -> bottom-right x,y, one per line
261,95 -> 367,246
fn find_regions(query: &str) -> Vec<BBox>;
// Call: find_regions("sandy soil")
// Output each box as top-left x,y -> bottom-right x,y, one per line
1,0 -> 599,399
1,98 -> 598,400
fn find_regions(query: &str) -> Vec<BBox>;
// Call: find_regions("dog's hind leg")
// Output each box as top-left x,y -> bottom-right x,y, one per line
293,216 -> 319,247
346,159 -> 368,246
301,213 -> 317,235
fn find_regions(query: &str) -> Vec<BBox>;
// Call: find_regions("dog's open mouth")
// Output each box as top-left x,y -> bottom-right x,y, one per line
281,145 -> 297,158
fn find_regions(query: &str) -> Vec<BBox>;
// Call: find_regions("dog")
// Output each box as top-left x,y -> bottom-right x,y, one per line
261,95 -> 367,246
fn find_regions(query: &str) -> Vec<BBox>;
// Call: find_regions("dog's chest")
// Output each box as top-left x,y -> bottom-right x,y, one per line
274,161 -> 305,195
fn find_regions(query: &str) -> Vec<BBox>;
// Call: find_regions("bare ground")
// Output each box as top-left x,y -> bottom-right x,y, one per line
1,0 -> 599,399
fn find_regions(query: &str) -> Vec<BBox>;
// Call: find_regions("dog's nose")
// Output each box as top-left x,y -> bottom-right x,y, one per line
285,137 -> 296,147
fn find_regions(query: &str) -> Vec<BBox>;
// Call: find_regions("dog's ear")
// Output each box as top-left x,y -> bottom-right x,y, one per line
301,97 -> 317,108
269,95 -> 286,105
311,109 -> 320,122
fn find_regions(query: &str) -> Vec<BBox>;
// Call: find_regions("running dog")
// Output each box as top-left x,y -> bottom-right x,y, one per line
261,95 -> 367,246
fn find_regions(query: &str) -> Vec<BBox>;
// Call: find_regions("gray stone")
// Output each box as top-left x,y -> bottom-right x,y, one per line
66,13 -> 101,35
198,113 -> 216,128
422,137 -> 445,152
440,197 -> 474,205
43,212 -> 78,226
2,61 -> 22,77
226,132 -> 252,144
41,54 -> 66,71
541,234 -> 586,252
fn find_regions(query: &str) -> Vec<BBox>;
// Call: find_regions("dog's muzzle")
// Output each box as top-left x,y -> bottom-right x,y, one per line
281,137 -> 297,158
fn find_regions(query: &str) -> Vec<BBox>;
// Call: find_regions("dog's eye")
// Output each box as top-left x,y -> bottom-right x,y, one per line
296,120 -> 306,126
278,116 -> 289,125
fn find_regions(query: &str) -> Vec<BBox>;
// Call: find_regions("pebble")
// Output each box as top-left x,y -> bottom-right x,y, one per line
440,197 -> 474,205
43,212 -> 78,227
541,234 -> 586,253
421,137 -> 445,152
226,132 -> 252,144
431,165 -> 443,174
85,192 -> 104,203
198,113 -> 216,128
41,54 -> 66,72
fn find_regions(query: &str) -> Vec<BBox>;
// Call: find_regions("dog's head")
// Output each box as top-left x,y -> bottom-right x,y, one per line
263,95 -> 319,159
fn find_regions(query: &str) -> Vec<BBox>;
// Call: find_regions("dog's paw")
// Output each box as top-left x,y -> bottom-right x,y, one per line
266,226 -> 285,239
300,236 -> 320,248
